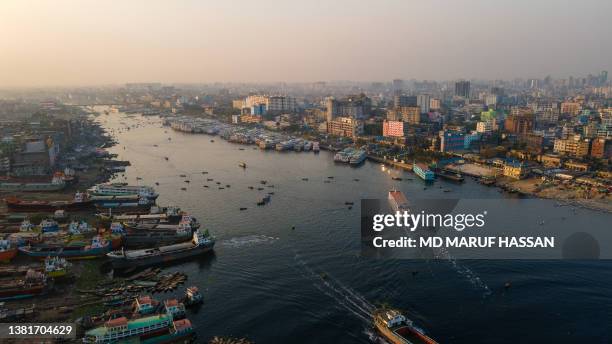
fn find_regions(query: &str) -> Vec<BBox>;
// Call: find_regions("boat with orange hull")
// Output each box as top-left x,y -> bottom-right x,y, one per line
5,192 -> 93,212
373,308 -> 438,344
0,240 -> 18,263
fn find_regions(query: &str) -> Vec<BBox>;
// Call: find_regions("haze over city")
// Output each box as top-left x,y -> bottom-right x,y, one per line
1,0 -> 611,87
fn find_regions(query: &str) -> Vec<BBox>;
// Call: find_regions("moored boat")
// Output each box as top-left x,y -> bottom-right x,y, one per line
0,269 -> 48,301
0,240 -> 18,263
5,192 -> 94,212
18,235 -> 111,260
107,230 -> 215,270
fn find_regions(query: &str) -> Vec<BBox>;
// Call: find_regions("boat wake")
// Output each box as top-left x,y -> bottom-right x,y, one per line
293,252 -> 375,324
220,235 -> 279,248
433,245 -> 492,297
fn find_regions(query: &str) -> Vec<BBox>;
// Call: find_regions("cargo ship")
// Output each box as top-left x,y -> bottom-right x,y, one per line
83,312 -> 194,344
89,183 -> 159,200
107,230 -> 215,270
0,270 -> 48,301
0,240 -> 18,262
5,192 -> 94,212
388,190 -> 410,212
122,218 -> 197,248
97,206 -> 182,221
412,162 -> 435,182
18,235 -> 111,260
373,308 -> 438,344
0,173 -> 66,192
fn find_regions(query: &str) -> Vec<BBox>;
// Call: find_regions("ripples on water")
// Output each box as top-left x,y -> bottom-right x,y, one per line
96,112 -> 612,344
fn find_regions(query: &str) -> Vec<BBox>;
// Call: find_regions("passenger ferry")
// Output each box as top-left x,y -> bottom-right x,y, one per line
412,163 -> 435,182
83,312 -> 194,344
89,183 -> 159,200
373,308 -> 438,344
349,150 -> 367,165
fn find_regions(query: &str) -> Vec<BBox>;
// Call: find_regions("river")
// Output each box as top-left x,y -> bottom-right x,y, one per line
95,111 -> 611,343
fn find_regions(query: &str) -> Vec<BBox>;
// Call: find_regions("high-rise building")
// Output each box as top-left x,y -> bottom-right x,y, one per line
392,79 -> 404,94
455,81 -> 471,98
416,94 -> 431,114
393,95 -> 417,108
326,117 -> 364,138
429,98 -> 441,110
326,94 -> 371,121
382,121 -> 406,138
504,113 -> 534,134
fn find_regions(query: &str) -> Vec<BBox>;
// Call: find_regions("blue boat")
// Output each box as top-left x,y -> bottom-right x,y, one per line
18,236 -> 111,260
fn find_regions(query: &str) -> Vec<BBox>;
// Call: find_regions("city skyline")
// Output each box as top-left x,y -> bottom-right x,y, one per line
1,0 -> 611,87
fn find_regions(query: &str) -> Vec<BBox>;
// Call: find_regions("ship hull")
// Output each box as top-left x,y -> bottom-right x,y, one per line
109,244 -> 214,270
0,248 -> 18,263
18,243 -> 111,260
6,199 -> 94,212
0,284 -> 46,301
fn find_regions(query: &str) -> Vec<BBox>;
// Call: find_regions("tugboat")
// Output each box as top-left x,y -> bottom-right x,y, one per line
373,308 -> 438,344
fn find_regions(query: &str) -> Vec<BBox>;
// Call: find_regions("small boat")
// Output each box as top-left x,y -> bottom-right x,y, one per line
302,178 -> 309,181
179,174 -> 187,178
183,286 -> 203,307
392,177 -> 403,181
345,202 -> 354,205
0,240 -> 18,263
239,207 -> 247,211
164,157 -> 169,161
181,187 -> 187,191
260,180 -> 267,185
201,171 -> 208,174
207,178 -> 213,181
210,139 -> 214,142
155,182 -> 159,185
184,180 -> 190,183
239,162 -> 247,168
373,308 -> 438,344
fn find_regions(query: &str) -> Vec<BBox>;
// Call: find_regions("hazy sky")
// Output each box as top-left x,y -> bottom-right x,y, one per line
1,0 -> 610,87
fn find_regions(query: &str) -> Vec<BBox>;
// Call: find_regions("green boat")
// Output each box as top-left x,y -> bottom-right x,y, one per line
83,311 -> 194,343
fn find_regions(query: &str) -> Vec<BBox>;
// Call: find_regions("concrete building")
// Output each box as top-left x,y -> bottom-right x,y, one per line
326,94 -> 371,121
326,117 -> 364,138
503,160 -> 529,179
504,113 -> 534,134
382,120 -> 406,138
439,130 -> 465,152
554,135 -> 591,158
590,138 -> 611,159
416,94 -> 431,114
455,81 -> 470,98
